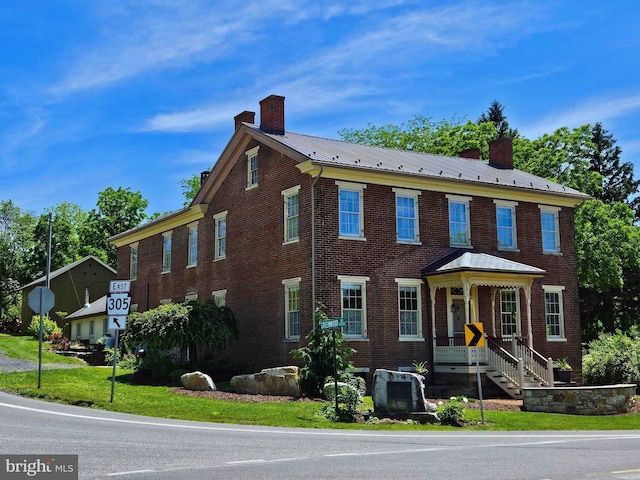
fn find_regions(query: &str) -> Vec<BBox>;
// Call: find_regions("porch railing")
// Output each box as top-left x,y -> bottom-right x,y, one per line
485,336 -> 521,386
511,337 -> 554,386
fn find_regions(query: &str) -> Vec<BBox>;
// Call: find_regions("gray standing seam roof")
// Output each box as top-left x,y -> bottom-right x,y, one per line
252,127 -> 589,200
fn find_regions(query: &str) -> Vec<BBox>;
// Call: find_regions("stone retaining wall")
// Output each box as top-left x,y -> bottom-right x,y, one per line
522,384 -> 637,415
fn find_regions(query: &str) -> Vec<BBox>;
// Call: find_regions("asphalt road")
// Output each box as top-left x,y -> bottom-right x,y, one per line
1,390 -> 640,480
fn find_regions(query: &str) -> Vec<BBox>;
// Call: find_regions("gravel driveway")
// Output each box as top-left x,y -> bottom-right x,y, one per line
0,348 -> 85,373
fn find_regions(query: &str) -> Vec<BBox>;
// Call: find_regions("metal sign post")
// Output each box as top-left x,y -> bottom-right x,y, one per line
465,318 -> 486,425
107,281 -> 131,403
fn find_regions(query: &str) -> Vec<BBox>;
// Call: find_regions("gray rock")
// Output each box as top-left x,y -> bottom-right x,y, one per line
180,371 -> 216,391
372,369 -> 438,414
231,366 -> 300,397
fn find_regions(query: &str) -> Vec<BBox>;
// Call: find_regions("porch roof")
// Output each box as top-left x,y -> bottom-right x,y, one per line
421,250 -> 546,276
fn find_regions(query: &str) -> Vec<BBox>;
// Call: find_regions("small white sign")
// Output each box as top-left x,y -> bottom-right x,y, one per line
107,293 -> 131,316
109,280 -> 131,294
108,316 -> 127,330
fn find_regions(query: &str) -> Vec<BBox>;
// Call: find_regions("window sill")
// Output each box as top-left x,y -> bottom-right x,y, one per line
213,257 -> 226,262
161,270 -> 171,275
187,263 -> 197,269
543,251 -> 563,256
547,337 -> 567,342
397,240 -> 422,246
339,235 -> 366,241
284,337 -> 300,343
282,239 -> 299,246
344,337 -> 369,342
498,247 -> 519,253
245,184 -> 258,191
399,337 -> 425,342
450,243 -> 473,249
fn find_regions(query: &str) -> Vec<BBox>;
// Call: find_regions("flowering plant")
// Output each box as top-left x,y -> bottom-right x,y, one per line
49,332 -> 70,351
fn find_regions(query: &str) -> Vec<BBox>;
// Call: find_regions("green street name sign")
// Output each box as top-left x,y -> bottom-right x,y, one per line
320,318 -> 346,330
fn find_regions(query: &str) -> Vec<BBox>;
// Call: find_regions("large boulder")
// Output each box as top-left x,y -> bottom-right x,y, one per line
231,366 -> 300,397
181,371 -> 216,391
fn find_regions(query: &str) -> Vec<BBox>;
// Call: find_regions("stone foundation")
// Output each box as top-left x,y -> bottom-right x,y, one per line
522,384 -> 637,415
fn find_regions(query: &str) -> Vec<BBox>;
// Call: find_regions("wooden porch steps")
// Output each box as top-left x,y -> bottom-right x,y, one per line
485,368 -> 544,400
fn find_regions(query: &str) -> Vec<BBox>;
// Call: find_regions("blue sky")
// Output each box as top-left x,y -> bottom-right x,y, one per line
2,1 -> 639,216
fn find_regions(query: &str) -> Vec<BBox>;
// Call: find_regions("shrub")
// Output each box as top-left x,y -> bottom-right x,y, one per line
27,315 -> 61,341
583,327 -> 640,386
49,332 -> 69,351
439,397 -> 467,426
321,380 -> 363,422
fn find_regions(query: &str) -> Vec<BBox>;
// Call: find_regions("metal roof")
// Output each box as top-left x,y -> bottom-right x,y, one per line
251,126 -> 589,200
21,255 -> 116,290
422,250 -> 546,276
66,295 -> 107,320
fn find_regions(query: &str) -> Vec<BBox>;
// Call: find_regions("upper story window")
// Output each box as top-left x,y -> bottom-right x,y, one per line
494,200 -> 518,250
396,278 -> 423,340
337,181 -> 366,240
393,188 -> 421,244
447,194 -> 472,247
282,185 -> 300,244
213,211 -> 227,260
282,277 -> 301,340
187,222 -> 198,267
338,275 -> 369,338
539,205 -> 561,254
246,146 -> 260,189
162,231 -> 172,273
543,285 -> 565,340
129,243 -> 138,280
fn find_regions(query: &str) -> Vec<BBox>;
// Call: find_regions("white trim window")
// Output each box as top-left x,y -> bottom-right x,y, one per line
129,243 -> 138,280
212,289 -> 227,307
214,211 -> 227,260
447,195 -> 472,247
500,289 -> 519,336
187,222 -> 198,267
282,278 -> 301,340
394,189 -> 421,244
246,146 -> 260,189
282,185 -> 300,244
494,200 -> 518,250
396,279 -> 423,339
337,181 -> 366,239
338,275 -> 369,337
544,285 -> 565,340
162,231 -> 172,273
540,205 -> 561,253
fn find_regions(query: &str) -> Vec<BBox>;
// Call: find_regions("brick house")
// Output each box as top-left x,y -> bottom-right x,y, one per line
109,95 -> 589,397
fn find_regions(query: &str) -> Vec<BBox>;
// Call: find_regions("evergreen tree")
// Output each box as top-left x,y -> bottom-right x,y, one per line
477,100 -> 519,138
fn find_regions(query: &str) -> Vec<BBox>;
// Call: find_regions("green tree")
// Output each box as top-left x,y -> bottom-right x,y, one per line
124,299 -> 238,370
180,174 -> 201,206
478,100 -> 519,138
0,200 -> 36,321
291,304 -> 356,397
79,187 -> 148,267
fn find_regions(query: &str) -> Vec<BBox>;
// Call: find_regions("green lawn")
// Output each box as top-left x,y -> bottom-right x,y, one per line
1,334 -> 639,430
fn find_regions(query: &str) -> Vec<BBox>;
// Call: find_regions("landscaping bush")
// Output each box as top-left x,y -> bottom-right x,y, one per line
583,327 -> 640,387
321,380 -> 363,422
26,315 -> 61,341
439,397 -> 467,426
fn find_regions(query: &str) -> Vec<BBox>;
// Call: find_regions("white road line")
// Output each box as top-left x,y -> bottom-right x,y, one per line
105,469 -> 154,476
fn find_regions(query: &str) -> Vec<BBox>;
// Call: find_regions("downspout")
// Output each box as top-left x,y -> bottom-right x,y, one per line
311,165 -> 323,330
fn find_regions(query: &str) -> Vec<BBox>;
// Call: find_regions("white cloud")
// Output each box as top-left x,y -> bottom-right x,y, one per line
523,93 -> 640,138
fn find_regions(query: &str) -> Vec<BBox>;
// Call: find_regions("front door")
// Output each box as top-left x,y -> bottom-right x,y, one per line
451,298 -> 466,339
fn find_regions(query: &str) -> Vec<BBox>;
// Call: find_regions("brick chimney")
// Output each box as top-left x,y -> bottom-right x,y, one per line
459,147 -> 481,159
259,95 -> 285,135
200,170 -> 210,186
488,137 -> 514,169
234,111 -> 255,131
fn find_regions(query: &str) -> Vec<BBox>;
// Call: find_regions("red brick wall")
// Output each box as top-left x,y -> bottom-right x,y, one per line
116,143 -> 582,377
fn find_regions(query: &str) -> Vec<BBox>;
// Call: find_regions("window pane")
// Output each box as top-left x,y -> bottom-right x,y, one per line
500,290 -> 518,336
541,211 -> 558,252
496,206 -> 515,248
287,285 -> 300,337
339,190 -> 361,236
399,286 -> 419,336
397,196 -> 416,241
449,201 -> 468,245
342,283 -> 364,335
286,194 -> 299,240
545,291 -> 561,336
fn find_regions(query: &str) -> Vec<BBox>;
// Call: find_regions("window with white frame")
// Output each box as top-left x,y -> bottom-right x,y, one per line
500,289 -> 519,336
494,200 -> 518,250
540,206 -> 561,253
394,189 -> 420,243
447,195 -> 472,247
337,181 -> 366,239
282,185 -> 300,243
544,285 -> 565,339
187,222 -> 198,267
396,279 -> 422,339
282,278 -> 301,339
212,289 -> 227,307
89,320 -> 94,338
130,243 -> 138,280
246,146 -> 259,189
162,231 -> 172,272
214,211 -> 227,260
338,275 -> 369,337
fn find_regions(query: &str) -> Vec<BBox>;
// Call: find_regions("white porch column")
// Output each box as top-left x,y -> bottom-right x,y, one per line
462,276 -> 471,323
490,287 -> 497,336
525,280 -> 533,347
430,285 -> 437,354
